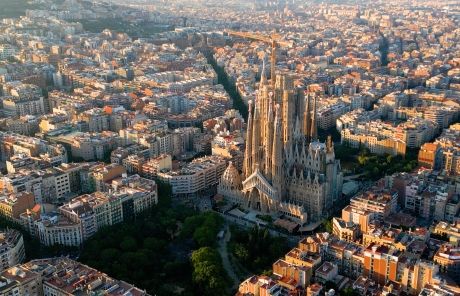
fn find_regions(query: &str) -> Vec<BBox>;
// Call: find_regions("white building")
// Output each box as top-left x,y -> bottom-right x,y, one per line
35,176 -> 158,246
0,45 -> 16,60
2,96 -> 45,117
35,213 -> 83,247
158,155 -> 227,195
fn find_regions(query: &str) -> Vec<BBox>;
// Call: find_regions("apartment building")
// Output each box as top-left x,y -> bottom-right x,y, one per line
237,275 -> 284,296
141,154 -> 173,179
349,189 -> 398,219
0,44 -> 16,60
0,192 -> 35,221
1,83 -> 45,117
88,163 -> 126,192
0,258 -> 150,295
332,217 -> 360,242
0,168 -> 74,204
433,221 -> 460,246
157,155 -> 226,195
317,98 -> 350,130
35,213 -> 83,247
363,244 -> 401,285
0,132 -> 67,164
68,131 -> 122,161
0,230 -> 25,272
341,126 -> 406,156
2,115 -> 39,136
37,176 -> 158,246
75,108 -> 110,132
418,143 -> 443,169
434,244 -> 460,279
0,264 -> 41,295
2,96 -> 45,117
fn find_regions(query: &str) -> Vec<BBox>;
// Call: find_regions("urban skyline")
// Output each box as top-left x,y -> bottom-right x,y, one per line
0,0 -> 459,295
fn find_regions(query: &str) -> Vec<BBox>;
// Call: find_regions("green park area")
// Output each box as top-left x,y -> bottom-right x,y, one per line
335,144 -> 418,180
78,182 -> 229,296
228,225 -> 289,276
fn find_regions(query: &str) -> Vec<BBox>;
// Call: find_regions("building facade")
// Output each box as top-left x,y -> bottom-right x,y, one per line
0,230 -> 25,272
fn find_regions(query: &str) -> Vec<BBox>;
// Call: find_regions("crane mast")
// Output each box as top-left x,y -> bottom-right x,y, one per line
226,30 -> 292,89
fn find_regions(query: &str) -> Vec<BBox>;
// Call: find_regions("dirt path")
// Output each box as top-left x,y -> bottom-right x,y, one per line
218,225 -> 239,290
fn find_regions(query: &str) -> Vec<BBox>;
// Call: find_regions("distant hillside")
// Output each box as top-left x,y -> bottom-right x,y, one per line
0,0 -> 38,19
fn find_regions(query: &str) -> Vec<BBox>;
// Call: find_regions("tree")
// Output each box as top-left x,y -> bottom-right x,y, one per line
341,287 -> 359,296
120,236 -> 137,251
101,248 -> 120,264
358,154 -> 368,165
143,237 -> 166,251
191,247 -> 227,295
323,219 -> 333,233
233,243 -> 249,261
229,226 -> 288,274
193,226 -> 216,247
181,215 -> 204,235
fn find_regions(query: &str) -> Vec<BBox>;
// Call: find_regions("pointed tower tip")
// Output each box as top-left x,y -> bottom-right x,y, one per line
274,103 -> 280,116
260,57 -> 268,87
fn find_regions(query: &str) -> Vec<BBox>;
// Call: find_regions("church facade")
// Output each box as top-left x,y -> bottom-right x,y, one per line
218,71 -> 343,225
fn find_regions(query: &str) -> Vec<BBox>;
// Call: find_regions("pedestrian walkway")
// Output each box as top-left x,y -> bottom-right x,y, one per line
217,225 -> 239,290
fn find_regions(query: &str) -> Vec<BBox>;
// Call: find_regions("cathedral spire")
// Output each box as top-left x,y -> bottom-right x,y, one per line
303,94 -> 311,142
243,100 -> 254,178
272,104 -> 284,199
252,100 -> 261,172
310,95 -> 318,141
264,95 -> 274,180
260,57 -> 268,88
259,57 -> 269,147
294,115 -> 302,139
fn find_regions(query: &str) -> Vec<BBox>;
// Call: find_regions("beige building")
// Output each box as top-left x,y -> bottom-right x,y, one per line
5,153 -> 37,174
349,189 -> 398,219
433,244 -> 460,279
332,217 -> 360,242
88,163 -> 126,192
75,108 -> 110,132
0,264 -> 42,295
3,115 -> 39,136
69,131 -> 122,161
399,259 -> 438,294
0,192 -> 35,221
342,205 -> 375,233
433,221 -> 460,246
35,177 -> 158,247
141,154 -> 173,179
39,114 -> 69,133
341,127 -> 406,156
418,143 -> 442,169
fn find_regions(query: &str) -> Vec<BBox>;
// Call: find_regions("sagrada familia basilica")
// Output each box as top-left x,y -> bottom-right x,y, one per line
218,67 -> 343,225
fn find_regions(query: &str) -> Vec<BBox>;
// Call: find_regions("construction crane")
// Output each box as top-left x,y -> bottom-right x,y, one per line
226,30 -> 292,88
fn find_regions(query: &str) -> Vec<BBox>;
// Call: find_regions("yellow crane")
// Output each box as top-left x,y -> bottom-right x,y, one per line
226,30 -> 292,88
